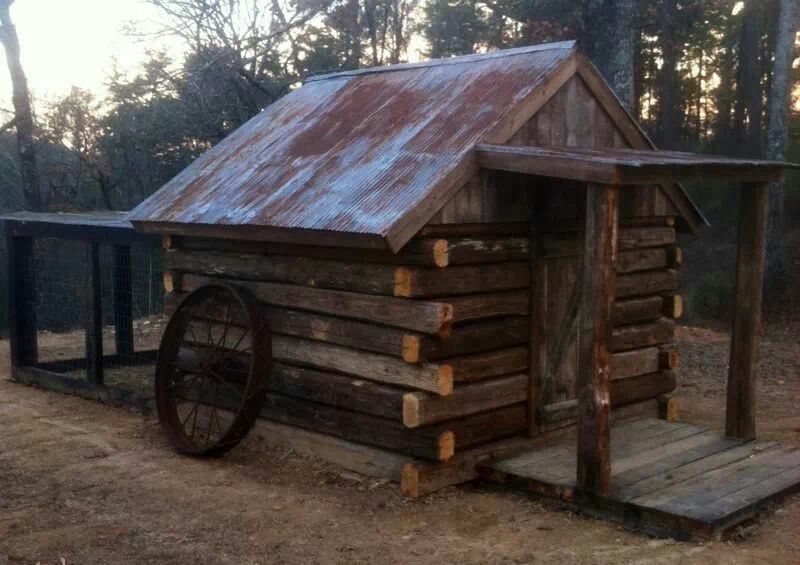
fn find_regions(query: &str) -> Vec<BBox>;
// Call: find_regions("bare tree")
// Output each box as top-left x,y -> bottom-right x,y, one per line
765,0 -> 798,299
0,0 -> 41,210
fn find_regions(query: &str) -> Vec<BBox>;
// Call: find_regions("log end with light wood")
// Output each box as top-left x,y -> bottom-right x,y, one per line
393,267 -> 413,297
401,334 -> 422,363
663,294 -> 684,319
403,393 -> 423,429
657,395 -> 679,422
436,365 -> 455,396
433,239 -> 449,267
658,346 -> 679,370
163,271 -> 179,293
667,246 -> 683,268
438,431 -> 455,461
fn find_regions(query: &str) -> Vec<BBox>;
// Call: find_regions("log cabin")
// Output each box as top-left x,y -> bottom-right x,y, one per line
127,41 -> 800,538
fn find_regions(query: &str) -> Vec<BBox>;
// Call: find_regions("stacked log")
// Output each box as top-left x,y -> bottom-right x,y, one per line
162,218 -> 682,492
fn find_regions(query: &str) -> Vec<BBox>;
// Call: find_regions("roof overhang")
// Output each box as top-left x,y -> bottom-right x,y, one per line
476,144 -> 798,186
130,220 -> 390,250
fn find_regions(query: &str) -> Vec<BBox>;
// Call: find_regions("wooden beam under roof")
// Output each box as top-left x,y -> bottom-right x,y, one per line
475,144 -> 798,185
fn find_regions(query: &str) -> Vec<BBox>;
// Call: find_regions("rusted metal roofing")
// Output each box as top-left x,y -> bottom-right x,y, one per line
128,41 -> 580,250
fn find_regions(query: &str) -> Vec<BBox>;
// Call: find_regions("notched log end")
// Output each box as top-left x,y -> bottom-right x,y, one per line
393,267 -> 413,297
438,431 -> 455,461
437,365 -> 454,396
402,393 -> 422,428
401,334 -> 421,363
163,271 -> 179,293
667,246 -> 683,268
664,294 -> 684,319
658,347 -> 679,370
437,304 -> 454,338
162,234 -> 173,251
400,463 -> 421,497
657,394 -> 679,422
433,239 -> 449,268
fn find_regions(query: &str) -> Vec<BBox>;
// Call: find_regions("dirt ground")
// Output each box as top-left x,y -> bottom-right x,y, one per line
1,323 -> 800,565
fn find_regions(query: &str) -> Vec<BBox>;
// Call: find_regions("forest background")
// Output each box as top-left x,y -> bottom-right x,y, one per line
0,0 -> 797,330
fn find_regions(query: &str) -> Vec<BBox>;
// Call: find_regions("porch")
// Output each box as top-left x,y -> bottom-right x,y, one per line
476,144 -> 800,539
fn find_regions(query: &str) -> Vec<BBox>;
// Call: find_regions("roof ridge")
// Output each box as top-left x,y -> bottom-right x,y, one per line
305,40 -> 578,83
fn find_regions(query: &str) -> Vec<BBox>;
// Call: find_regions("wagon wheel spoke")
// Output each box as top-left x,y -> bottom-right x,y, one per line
170,371 -> 203,395
155,283 -> 270,457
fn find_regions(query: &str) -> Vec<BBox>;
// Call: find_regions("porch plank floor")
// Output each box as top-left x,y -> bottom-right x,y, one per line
480,418 -> 800,540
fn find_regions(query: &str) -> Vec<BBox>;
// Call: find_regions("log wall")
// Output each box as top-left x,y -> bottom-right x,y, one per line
164,217 -> 681,465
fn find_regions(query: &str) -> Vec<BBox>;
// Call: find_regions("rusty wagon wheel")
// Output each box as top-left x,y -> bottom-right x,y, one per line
154,283 -> 270,457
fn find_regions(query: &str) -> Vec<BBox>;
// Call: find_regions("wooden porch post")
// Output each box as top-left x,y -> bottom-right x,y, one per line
576,183 -> 619,493
726,182 -> 769,440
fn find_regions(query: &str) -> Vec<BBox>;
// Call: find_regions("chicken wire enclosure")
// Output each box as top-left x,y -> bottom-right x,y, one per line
3,212 -> 165,407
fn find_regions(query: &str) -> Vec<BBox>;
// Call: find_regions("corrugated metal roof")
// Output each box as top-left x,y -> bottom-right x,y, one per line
128,42 -> 579,250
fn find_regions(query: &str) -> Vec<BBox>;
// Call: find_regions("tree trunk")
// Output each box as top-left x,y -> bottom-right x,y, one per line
715,41 -> 736,151
735,0 -> 764,157
658,0 -> 678,148
0,0 -> 41,211
764,0 -> 798,304
584,0 -> 637,112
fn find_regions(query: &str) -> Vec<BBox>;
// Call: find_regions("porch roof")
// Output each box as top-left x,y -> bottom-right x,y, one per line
476,144 -> 799,185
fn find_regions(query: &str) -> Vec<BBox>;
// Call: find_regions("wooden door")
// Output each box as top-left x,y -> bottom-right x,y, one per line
529,184 -> 586,434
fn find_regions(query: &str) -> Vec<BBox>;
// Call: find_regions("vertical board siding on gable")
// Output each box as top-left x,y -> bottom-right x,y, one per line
431,74 -> 679,226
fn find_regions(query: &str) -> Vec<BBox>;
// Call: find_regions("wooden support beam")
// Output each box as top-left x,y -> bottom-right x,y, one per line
179,273 -> 453,337
84,241 -> 104,386
446,290 -> 529,324
616,270 -> 678,298
261,392 -> 455,461
403,374 -> 528,428
6,231 -> 37,366
446,346 -> 529,383
253,419 -> 412,482
576,183 -> 619,494
611,318 -> 675,351
112,244 -> 134,357
726,182 -> 769,440
166,248 -> 528,298
183,321 -> 454,395
270,335 -> 453,395
613,296 -> 664,325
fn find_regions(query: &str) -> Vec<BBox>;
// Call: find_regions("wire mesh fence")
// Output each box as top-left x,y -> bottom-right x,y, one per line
13,234 -> 165,401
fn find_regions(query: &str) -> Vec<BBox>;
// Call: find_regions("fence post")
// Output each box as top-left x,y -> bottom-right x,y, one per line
85,241 -> 104,385
112,244 -> 134,357
6,224 -> 37,367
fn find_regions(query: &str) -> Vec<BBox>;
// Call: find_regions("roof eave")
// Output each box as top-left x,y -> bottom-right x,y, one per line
131,220 -> 391,250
